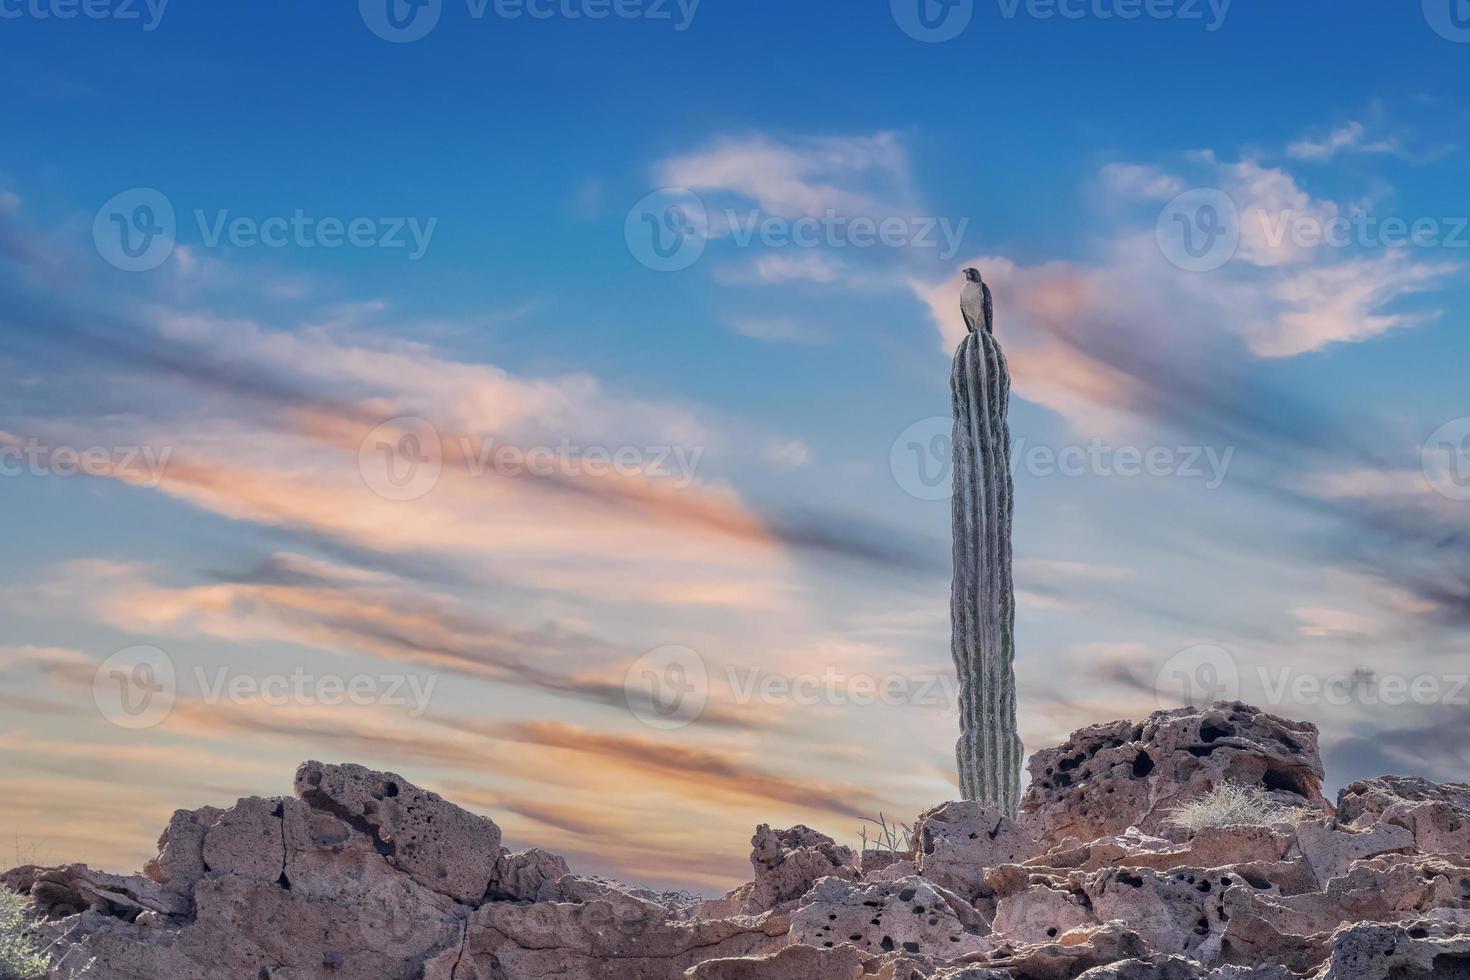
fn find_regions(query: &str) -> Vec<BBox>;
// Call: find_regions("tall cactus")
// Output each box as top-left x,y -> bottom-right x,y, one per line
951,268 -> 1023,815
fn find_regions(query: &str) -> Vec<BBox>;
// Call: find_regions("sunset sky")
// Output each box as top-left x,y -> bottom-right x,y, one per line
1,1 -> 1468,894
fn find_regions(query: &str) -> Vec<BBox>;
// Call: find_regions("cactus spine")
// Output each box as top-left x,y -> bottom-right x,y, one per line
950,283 -> 1023,815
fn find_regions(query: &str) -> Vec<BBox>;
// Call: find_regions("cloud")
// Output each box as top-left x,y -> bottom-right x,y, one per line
1099,163 -> 1186,202
751,253 -> 844,283
725,315 -> 826,345
764,440 -> 811,469
1288,122 -> 1398,162
912,156 -> 1458,433
657,132 -> 912,219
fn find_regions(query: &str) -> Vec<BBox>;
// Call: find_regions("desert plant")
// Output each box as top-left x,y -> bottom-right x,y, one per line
951,269 -> 1023,816
0,890 -> 50,980
1167,782 -> 1304,831
858,813 -> 914,855
0,890 -> 91,980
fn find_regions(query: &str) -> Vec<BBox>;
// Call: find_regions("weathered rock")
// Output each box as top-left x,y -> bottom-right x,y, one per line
916,801 -> 1038,902
454,891 -> 789,979
201,796 -> 287,884
984,921 -> 1154,979
537,873 -> 704,919
1020,703 -> 1328,850
685,942 -> 867,979
863,850 -> 908,875
1313,917 -> 1470,979
1030,826 -> 1295,880
490,847 -> 572,902
1293,818 -> 1414,884
1073,958 -> 1293,979
294,760 -> 501,904
867,859 -> 921,884
142,804 -> 223,899
743,824 -> 857,913
18,864 -> 190,922
791,875 -> 989,959
1337,776 -> 1470,857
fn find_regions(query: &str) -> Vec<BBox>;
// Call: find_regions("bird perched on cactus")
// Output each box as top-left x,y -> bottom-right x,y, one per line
960,267 -> 993,335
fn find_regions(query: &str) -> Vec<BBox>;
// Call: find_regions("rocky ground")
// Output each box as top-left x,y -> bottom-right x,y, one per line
6,701 -> 1470,979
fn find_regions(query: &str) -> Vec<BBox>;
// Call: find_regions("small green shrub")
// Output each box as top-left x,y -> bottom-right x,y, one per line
0,890 -> 91,980
1167,782 -> 1305,831
0,890 -> 50,980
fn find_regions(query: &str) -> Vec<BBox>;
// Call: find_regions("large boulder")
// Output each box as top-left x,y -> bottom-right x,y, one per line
1312,917 -> 1470,980
790,875 -> 990,959
914,801 -> 1038,903
1020,702 -> 1328,849
1336,776 -> 1470,856
740,824 -> 857,913
452,889 -> 789,979
293,760 -> 502,904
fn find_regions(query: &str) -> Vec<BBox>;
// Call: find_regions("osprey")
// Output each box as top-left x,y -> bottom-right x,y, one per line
960,267 -> 993,335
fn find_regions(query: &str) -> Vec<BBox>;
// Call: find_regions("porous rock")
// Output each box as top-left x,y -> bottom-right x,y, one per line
1020,702 -> 1328,849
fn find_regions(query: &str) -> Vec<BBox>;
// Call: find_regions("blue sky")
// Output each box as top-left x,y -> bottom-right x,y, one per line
1,0 -> 1468,891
